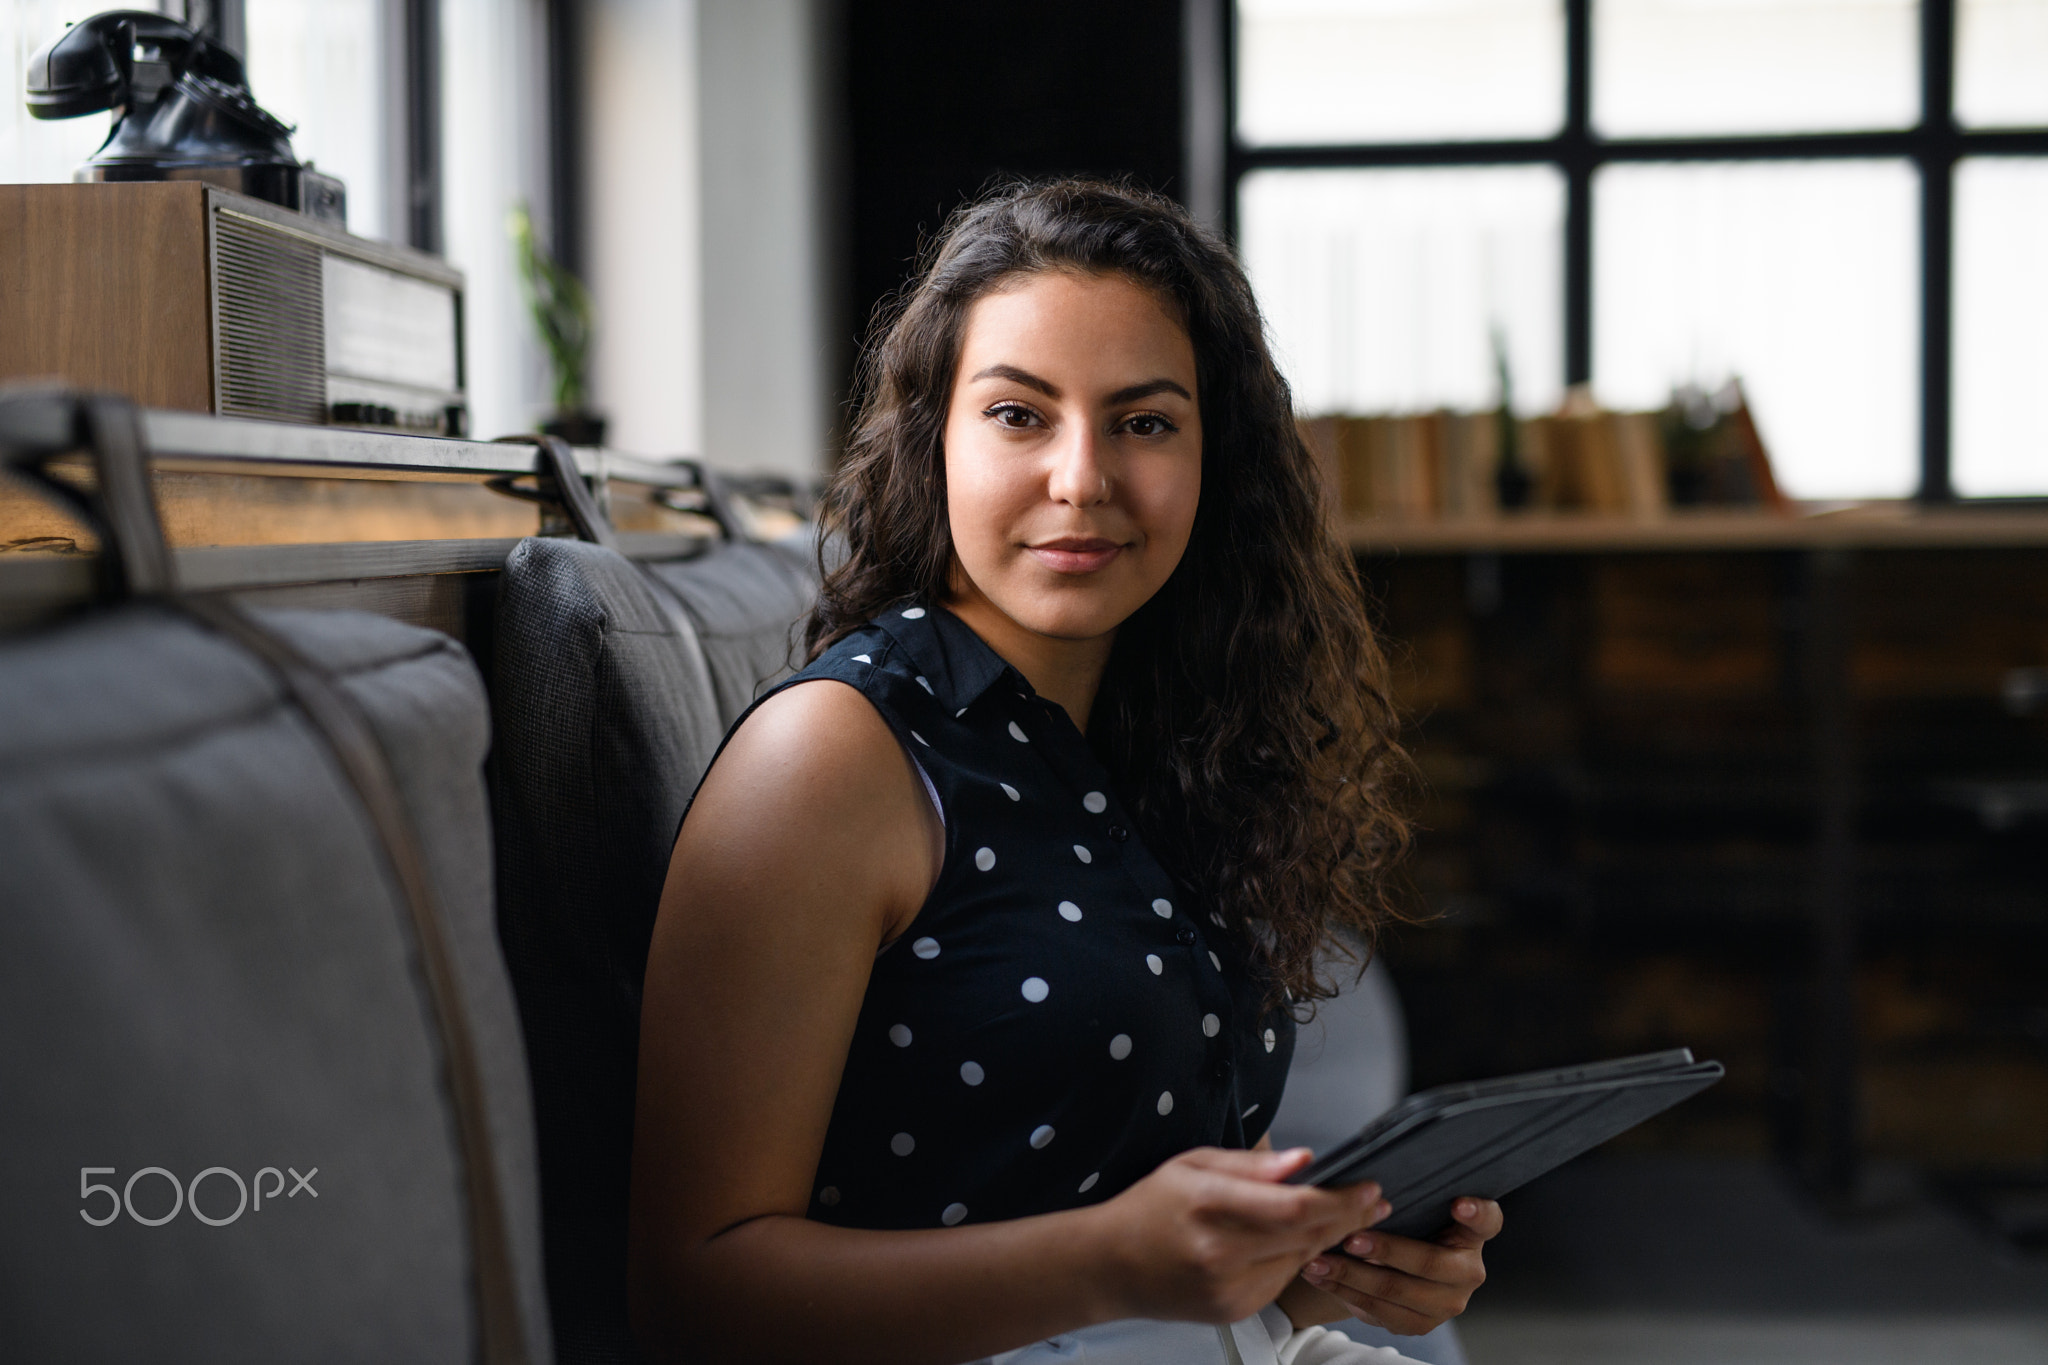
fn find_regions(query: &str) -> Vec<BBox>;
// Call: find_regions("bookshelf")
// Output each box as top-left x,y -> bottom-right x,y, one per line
1344,505 -> 2048,556
1357,516 -> 2048,1203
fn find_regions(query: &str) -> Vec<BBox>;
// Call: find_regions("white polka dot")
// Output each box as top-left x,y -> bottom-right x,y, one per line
941,1202 -> 967,1225
1109,1033 -> 1132,1060
912,936 -> 940,959
1157,1091 -> 1174,1116
960,1060 -> 984,1086
1078,1172 -> 1100,1193
1021,976 -> 1049,1003
1030,1124 -> 1056,1149
1263,1027 -> 1277,1053
1083,791 -> 1107,814
1209,951 -> 1223,972
818,1185 -> 840,1206
1145,954 -> 1163,975
955,707 -> 968,718
916,675 -> 934,694
1202,1013 -> 1220,1038
901,607 -> 927,619
912,730 -> 929,746
889,1024 -> 913,1048
1073,844 -> 1092,864
1001,782 -> 1021,801
1008,721 -> 1030,743
974,846 -> 996,871
1058,900 -> 1083,922
1151,898 -> 1172,918
853,654 -> 872,664
891,1132 -> 915,1156
1241,1104 -> 1261,1119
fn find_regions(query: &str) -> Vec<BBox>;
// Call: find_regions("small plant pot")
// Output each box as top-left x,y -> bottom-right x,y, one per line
540,410 -> 607,447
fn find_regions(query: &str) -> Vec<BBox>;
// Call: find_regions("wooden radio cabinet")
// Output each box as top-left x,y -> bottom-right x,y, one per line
0,182 -> 465,435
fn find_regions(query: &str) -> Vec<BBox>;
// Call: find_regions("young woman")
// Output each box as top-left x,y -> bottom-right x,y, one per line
629,180 -> 1501,1365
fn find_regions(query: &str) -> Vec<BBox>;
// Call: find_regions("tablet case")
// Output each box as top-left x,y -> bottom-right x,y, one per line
1288,1048 -> 1724,1239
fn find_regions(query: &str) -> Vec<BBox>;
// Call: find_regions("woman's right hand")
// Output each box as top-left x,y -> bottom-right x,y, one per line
1093,1146 -> 1388,1325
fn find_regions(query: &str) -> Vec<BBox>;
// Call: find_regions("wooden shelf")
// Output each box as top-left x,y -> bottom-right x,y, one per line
1345,505 -> 2048,555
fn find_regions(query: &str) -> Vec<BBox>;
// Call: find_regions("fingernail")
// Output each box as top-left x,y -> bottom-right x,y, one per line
1360,1182 -> 1381,1201
1347,1235 -> 1372,1256
1457,1200 -> 1476,1218
1305,1259 -> 1330,1278
1374,1200 -> 1392,1220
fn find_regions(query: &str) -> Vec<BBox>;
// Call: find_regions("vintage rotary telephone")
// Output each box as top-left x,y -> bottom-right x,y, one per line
25,9 -> 345,224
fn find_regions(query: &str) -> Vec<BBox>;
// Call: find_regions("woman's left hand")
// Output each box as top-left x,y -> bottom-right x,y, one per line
1295,1197 -> 1502,1335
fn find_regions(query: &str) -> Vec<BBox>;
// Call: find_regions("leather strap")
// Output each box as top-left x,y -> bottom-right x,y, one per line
0,390 -> 174,596
495,434 -> 620,551
181,595 -> 532,1365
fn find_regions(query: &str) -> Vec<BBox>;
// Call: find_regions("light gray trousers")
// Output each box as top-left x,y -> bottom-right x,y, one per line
970,1307 -> 1426,1365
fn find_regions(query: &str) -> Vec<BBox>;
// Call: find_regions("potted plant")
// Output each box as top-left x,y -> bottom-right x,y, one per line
509,204 -> 603,446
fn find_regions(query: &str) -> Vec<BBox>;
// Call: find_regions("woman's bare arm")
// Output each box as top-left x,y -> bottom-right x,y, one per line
629,679 -> 1385,1365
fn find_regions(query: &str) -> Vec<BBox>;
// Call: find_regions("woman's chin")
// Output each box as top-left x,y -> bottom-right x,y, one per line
1004,589 -> 1150,643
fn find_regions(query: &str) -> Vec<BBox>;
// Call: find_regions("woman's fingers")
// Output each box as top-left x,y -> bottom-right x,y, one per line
1170,1148 -> 1382,1236
1339,1229 -> 1473,1284
1205,1176 -> 1381,1244
1299,1250 -> 1467,1328
1298,1216 -> 1491,1332
1328,1287 -> 1446,1339
1178,1145 -> 1318,1180
1437,1196 -> 1504,1249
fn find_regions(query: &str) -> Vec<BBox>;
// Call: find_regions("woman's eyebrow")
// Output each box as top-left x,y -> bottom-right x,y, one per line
967,367 -> 1193,406
1105,378 -> 1193,405
970,364 -> 1059,397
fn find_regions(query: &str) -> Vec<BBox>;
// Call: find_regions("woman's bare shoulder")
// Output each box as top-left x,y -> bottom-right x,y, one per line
665,678 -> 940,936
714,677 -> 909,800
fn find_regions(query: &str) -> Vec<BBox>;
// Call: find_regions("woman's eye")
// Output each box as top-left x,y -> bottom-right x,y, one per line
1125,413 -> 1177,437
983,403 -> 1040,429
988,403 -> 1040,429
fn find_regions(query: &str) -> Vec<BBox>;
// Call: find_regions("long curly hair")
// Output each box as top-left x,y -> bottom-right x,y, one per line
809,179 -> 1413,1007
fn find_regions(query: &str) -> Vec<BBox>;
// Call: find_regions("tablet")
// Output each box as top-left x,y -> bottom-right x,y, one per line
1284,1048 -> 1724,1239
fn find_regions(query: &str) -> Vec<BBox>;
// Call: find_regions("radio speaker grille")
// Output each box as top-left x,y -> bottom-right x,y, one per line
212,213 -> 326,422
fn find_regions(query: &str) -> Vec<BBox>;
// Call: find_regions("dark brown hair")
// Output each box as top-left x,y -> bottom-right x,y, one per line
810,178 -> 1412,1006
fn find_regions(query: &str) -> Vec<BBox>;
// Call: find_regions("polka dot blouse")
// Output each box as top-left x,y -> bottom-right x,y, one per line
734,601 -> 1296,1232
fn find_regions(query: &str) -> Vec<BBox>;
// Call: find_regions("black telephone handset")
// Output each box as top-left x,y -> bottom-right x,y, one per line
26,10 -> 245,119
24,9 -> 345,226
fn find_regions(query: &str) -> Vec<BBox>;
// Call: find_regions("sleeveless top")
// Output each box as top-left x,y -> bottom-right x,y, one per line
721,601 -> 1297,1232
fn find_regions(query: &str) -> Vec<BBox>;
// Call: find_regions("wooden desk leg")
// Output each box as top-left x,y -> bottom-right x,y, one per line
1805,546 -> 1862,1205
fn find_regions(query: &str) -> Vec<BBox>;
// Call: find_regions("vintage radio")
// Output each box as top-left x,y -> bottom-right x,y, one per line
0,182 -> 465,435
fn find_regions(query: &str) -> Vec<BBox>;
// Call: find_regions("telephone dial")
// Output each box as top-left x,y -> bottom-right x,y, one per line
25,9 -> 345,225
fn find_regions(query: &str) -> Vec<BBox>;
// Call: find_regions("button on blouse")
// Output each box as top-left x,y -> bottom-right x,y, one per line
716,603 -> 1296,1232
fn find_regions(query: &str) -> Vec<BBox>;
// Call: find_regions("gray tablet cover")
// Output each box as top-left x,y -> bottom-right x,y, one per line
1289,1049 -> 1723,1239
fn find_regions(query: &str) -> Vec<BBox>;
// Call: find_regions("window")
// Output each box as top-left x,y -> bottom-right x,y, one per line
243,0 -> 392,240
1228,0 -> 2048,501
1239,165 -> 1565,416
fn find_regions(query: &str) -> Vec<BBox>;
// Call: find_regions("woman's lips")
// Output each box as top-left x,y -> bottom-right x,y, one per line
1027,539 -> 1124,574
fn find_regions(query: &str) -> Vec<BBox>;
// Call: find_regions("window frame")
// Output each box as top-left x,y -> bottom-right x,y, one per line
1219,0 -> 2048,503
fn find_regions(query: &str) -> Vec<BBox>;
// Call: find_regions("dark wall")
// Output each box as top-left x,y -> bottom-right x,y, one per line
840,0 -> 1186,364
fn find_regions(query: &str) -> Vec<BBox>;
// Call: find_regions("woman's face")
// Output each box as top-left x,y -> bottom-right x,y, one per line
941,269 -> 1202,644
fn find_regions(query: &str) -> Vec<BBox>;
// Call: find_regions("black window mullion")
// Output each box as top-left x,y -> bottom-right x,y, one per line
403,0 -> 443,257
1564,0 -> 1593,388
1221,0 -> 1242,244
1920,0 -> 1958,503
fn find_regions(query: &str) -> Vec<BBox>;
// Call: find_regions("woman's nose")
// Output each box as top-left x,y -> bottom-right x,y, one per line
1045,422 -> 1112,507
